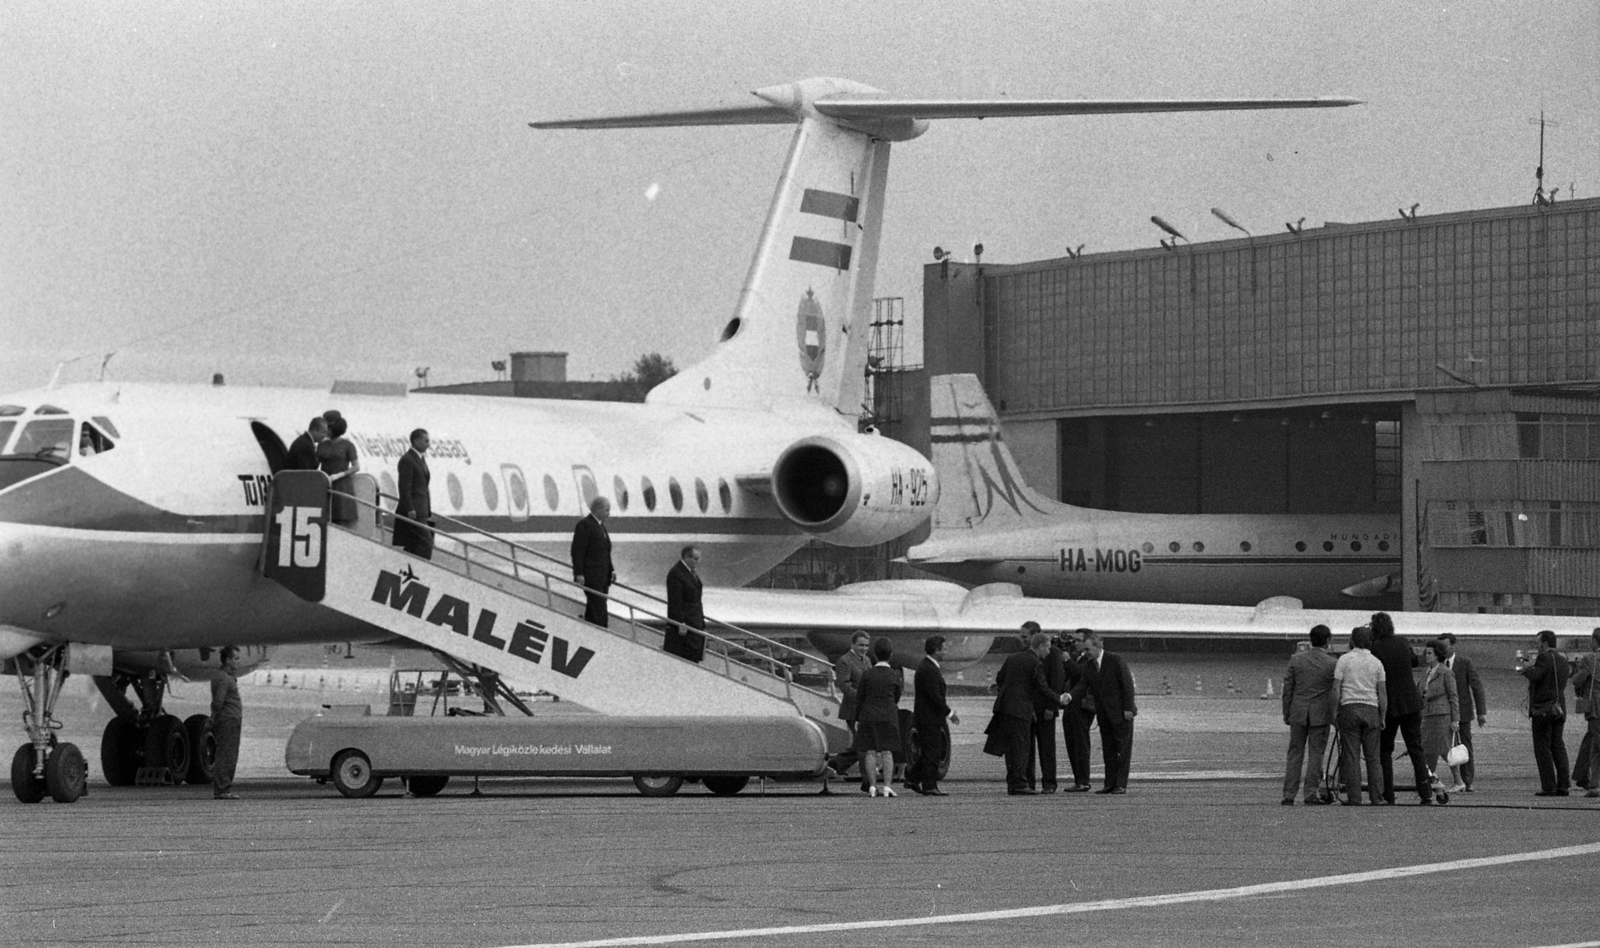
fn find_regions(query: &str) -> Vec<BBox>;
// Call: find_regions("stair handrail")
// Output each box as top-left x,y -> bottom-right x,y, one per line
343,486 -> 837,709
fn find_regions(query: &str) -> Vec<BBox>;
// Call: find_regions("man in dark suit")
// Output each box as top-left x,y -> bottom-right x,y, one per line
1519,628 -> 1572,795
905,635 -> 958,796
1281,624 -> 1338,805
391,428 -> 433,559
1062,629 -> 1095,792
571,497 -> 615,627
1368,611 -> 1432,804
985,629 -> 1067,795
1438,632 -> 1488,792
663,545 -> 705,662
1080,630 -> 1137,794
1025,622 -> 1068,793
285,416 -> 328,471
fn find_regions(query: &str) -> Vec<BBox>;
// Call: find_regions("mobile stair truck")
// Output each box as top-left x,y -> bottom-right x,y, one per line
264,471 -> 844,798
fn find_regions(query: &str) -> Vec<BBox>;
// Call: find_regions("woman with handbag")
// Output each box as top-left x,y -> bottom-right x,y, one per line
1419,640 -> 1461,800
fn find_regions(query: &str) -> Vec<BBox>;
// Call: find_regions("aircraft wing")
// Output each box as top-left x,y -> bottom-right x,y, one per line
701,580 -> 1600,646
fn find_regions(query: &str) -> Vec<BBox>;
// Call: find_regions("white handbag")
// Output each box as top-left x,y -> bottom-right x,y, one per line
1445,739 -> 1470,767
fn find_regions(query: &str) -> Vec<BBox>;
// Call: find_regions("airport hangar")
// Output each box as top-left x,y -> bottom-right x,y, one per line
899,196 -> 1600,618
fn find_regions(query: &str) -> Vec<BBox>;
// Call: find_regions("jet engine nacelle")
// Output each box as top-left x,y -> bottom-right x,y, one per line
771,433 -> 937,547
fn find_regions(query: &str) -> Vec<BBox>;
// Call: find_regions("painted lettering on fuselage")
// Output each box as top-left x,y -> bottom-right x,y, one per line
370,569 -> 594,679
1057,548 -> 1142,573
238,473 -> 273,506
889,467 -> 932,507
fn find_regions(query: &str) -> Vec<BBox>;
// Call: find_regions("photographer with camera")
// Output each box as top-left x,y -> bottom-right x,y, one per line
1520,630 -> 1573,796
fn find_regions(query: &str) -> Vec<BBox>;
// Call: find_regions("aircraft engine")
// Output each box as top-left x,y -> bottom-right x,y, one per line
771,433 -> 937,547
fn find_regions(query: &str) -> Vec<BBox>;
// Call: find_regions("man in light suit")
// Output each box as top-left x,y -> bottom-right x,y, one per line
985,629 -> 1068,795
831,631 -> 872,791
1281,624 -> 1338,805
905,635 -> 958,796
663,546 -> 705,663
392,428 -> 433,559
570,497 -> 615,627
1080,630 -> 1137,794
1438,633 -> 1488,792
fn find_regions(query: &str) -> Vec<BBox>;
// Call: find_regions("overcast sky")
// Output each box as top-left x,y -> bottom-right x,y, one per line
3,0 -> 1596,392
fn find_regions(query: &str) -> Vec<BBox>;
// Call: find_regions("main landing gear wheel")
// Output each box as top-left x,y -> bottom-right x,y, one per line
403,775 -> 450,797
331,749 -> 383,798
44,743 -> 87,803
905,723 -> 952,781
100,717 -> 142,787
632,774 -> 684,797
11,744 -> 47,804
702,775 -> 750,796
144,714 -> 191,779
183,714 -> 216,785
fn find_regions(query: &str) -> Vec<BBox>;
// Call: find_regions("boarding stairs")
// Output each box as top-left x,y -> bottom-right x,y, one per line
260,472 -> 844,735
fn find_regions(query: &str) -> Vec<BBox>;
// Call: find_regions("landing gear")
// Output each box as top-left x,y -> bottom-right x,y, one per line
184,714 -> 216,785
8,643 -> 87,803
93,669 -> 199,787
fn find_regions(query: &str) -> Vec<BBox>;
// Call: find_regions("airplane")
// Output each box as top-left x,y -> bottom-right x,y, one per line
905,374 -> 1403,609
13,75 -> 1587,808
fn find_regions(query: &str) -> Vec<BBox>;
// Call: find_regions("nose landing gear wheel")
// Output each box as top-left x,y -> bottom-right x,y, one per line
11,744 -> 47,804
331,749 -> 383,798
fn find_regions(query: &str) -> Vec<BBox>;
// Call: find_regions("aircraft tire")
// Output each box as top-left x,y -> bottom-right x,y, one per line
145,714 -> 190,780
632,774 -> 684,797
702,775 -> 750,796
45,743 -> 87,804
100,717 -> 142,786
11,744 -> 47,804
403,775 -> 450,797
183,715 -> 216,785
905,722 -> 952,781
330,749 -> 382,798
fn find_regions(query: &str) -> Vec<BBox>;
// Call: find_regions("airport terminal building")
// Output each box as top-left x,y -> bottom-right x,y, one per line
917,196 -> 1600,616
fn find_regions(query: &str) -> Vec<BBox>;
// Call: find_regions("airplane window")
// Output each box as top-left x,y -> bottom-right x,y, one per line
668,478 -> 684,512
1350,541 -> 1362,552
1192,541 -> 1205,553
641,477 -> 657,512
543,474 -> 559,511
1168,541 -> 1180,553
1295,541 -> 1307,552
694,478 -> 709,513
0,405 -> 23,416
482,472 -> 499,511
1141,542 -> 1153,554
78,421 -> 114,457
1322,541 -> 1335,552
91,415 -> 121,439
613,476 -> 630,513
1239,541 -> 1252,552
12,418 -> 74,461
1378,540 -> 1390,552
446,473 -> 464,512
718,478 -> 732,513
508,471 -> 530,511
33,405 -> 68,416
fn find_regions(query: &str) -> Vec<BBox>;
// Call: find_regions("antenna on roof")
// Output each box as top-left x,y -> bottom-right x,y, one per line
1530,111 -> 1561,206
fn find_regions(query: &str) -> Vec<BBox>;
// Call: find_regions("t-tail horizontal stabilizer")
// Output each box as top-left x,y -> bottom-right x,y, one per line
531,79 -> 1359,417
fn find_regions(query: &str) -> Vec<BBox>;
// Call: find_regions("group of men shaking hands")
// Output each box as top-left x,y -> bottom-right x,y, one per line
985,624 -> 1137,795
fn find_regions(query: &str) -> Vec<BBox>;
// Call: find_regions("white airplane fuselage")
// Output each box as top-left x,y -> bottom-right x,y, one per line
0,382 -> 864,652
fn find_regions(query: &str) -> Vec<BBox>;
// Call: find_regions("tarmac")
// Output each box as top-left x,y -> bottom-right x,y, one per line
4,662 -> 1598,948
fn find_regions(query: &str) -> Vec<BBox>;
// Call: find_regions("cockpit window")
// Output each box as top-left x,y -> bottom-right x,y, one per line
0,405 -> 24,417
33,405 -> 69,416
79,421 -> 115,457
91,415 -> 121,439
11,418 -> 74,461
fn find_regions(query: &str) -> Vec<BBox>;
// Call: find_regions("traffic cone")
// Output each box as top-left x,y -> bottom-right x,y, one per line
1226,677 -> 1237,694
1194,676 -> 1204,693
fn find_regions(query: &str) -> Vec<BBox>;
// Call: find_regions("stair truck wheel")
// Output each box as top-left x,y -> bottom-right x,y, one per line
632,774 -> 684,797
45,742 -> 87,803
183,714 -> 216,785
11,743 -> 47,804
145,714 -> 191,780
403,775 -> 450,797
100,717 -> 142,786
330,749 -> 383,798
702,775 -> 750,796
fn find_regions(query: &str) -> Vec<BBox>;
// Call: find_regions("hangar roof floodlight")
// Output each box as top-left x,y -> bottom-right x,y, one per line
1211,207 -> 1251,236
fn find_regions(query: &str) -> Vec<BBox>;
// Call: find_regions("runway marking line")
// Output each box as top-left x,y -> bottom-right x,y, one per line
497,841 -> 1600,948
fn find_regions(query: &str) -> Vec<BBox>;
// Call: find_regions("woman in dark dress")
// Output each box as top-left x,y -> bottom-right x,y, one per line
853,637 -> 903,797
316,415 -> 361,525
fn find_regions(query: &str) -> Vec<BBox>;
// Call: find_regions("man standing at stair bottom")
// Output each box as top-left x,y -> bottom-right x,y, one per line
571,496 -> 615,628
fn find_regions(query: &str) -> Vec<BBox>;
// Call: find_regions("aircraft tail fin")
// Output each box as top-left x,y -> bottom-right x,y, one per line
533,81 -> 1358,418
929,373 -> 1067,531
